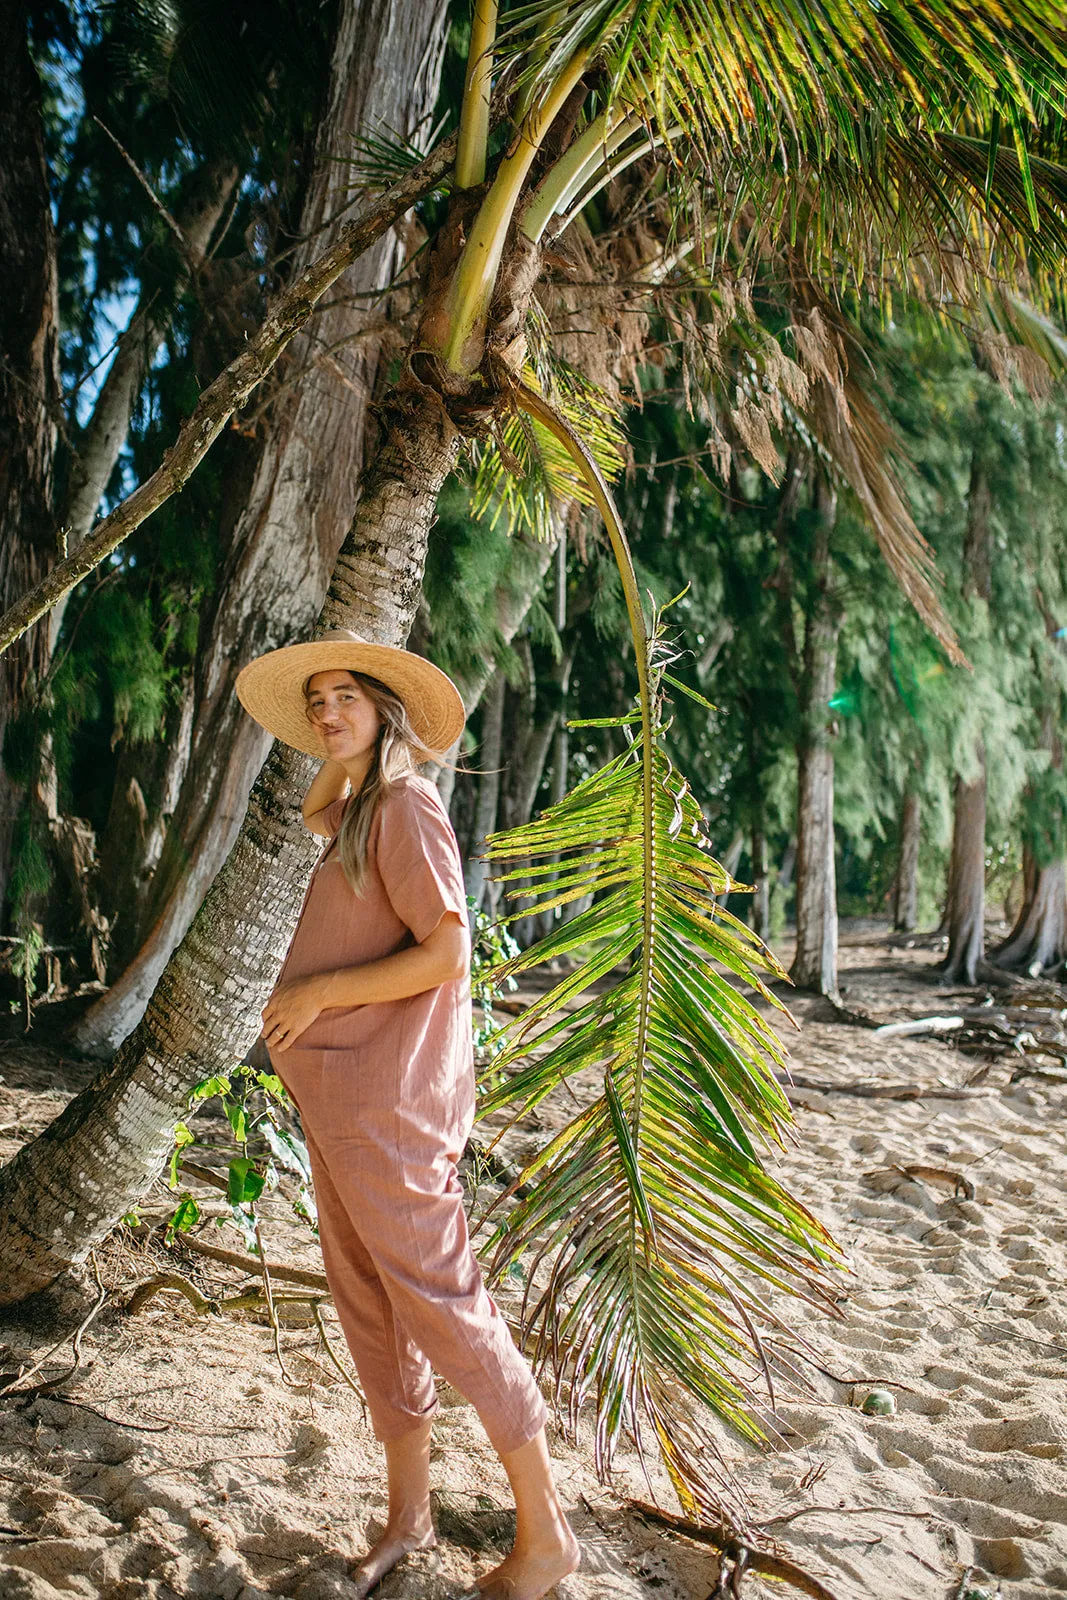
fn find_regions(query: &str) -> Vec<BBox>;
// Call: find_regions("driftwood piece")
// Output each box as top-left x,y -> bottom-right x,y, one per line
780,1075 -> 998,1102
873,1017 -> 964,1038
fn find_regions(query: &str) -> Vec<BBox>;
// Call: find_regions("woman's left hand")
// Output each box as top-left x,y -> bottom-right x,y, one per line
261,976 -> 328,1051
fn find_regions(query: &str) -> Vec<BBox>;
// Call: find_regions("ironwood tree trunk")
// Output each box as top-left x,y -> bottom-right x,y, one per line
464,666 -> 506,914
790,478 -> 841,997
750,822 -> 770,941
72,0 -> 450,1057
941,762 -> 987,985
942,448 -> 992,984
0,387 -> 460,1305
891,786 -> 921,932
0,6 -> 60,909
994,847 -> 1067,975
96,684 -> 196,974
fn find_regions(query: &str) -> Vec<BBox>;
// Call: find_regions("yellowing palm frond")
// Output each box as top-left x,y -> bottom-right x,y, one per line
471,348 -> 625,540
478,625 -> 845,1520
500,0 -> 1067,170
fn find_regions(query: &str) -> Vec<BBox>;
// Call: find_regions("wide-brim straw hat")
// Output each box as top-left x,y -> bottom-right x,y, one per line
235,630 -> 465,759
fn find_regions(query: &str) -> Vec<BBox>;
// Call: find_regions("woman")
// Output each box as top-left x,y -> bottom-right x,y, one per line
236,631 -> 579,1600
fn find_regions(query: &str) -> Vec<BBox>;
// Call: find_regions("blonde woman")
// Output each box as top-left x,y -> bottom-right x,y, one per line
236,631 -> 578,1600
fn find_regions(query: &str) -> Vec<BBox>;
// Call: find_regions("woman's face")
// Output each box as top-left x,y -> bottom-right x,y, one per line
305,671 -> 382,764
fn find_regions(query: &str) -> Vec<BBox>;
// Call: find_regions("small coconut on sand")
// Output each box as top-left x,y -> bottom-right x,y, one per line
2,923 -> 1067,1600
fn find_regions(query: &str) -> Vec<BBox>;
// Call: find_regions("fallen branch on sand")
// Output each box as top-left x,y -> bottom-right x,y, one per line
873,1016 -> 964,1038
780,1075 -> 998,1101
627,1501 -> 843,1600
172,1229 -> 330,1291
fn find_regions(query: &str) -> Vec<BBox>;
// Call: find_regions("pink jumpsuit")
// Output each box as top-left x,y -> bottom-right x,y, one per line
270,773 -> 547,1454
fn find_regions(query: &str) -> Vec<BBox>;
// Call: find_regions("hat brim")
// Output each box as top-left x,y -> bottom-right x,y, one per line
235,638 -> 465,759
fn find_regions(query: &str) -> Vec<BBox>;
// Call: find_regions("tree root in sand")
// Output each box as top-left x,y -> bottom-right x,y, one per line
125,1271 -> 327,1323
627,1501 -> 842,1600
0,1254 -> 109,1401
173,1228 -> 330,1290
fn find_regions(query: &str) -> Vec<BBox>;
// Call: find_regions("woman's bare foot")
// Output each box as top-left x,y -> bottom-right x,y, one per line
473,1524 -> 581,1599
350,1517 -> 436,1598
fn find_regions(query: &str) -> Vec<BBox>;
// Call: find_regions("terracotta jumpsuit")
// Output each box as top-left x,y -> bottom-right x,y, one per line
270,773 -> 547,1454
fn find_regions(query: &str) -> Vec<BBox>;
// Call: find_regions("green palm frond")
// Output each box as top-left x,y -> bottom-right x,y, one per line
499,0 -> 1067,168
477,618 -> 845,1519
471,348 -> 625,539
344,118 -> 451,191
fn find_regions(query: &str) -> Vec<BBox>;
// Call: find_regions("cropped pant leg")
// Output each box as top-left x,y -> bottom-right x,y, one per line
304,1125 -> 548,1456
304,1127 -> 438,1439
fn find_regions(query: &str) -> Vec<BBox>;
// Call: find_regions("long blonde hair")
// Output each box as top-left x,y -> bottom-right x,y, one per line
306,671 -> 442,896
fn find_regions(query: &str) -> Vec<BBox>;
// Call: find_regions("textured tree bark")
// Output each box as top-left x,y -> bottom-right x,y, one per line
891,786 -> 920,932
941,762 -> 987,985
0,6 -> 60,908
72,0 -> 450,1057
789,479 -> 841,997
0,387 -> 460,1305
994,848 -> 1067,975
0,22 -> 463,663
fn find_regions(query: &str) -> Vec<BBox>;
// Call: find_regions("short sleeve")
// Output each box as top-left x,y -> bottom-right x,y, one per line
317,797 -> 349,838
375,778 -> 468,942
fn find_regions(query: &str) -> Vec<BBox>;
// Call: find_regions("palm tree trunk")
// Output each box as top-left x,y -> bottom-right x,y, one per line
789,478 -> 840,997
891,785 -> 920,932
0,5 -> 60,911
941,759 -> 987,985
70,0 -> 450,1058
0,387 -> 460,1306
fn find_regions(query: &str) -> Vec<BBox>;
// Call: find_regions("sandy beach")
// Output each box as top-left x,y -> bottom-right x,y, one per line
1,924 -> 1066,1600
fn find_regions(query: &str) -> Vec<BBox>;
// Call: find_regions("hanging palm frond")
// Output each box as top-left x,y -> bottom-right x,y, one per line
497,0 -> 1067,174
472,385 -> 846,1520
471,344 -> 625,540
344,117 -> 452,191
477,615 -> 845,1521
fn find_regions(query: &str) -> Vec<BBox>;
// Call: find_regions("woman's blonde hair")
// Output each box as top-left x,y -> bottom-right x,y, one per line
305,670 -> 442,895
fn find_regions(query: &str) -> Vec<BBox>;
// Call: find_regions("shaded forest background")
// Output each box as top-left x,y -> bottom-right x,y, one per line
6,0 -> 1067,1047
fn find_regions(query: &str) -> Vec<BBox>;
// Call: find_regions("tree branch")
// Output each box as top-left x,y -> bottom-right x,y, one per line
0,127 -> 462,659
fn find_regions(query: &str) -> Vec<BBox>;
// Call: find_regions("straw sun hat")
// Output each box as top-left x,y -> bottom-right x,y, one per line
235,630 -> 466,760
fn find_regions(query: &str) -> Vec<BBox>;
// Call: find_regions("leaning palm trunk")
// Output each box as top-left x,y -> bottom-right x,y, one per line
0,390 -> 459,1305
71,0 -> 450,1057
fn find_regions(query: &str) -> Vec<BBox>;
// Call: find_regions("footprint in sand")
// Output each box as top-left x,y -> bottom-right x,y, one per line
966,1416 -> 1066,1458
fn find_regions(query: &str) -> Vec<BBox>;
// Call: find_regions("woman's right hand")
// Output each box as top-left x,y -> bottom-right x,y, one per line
261,974 -> 329,1051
